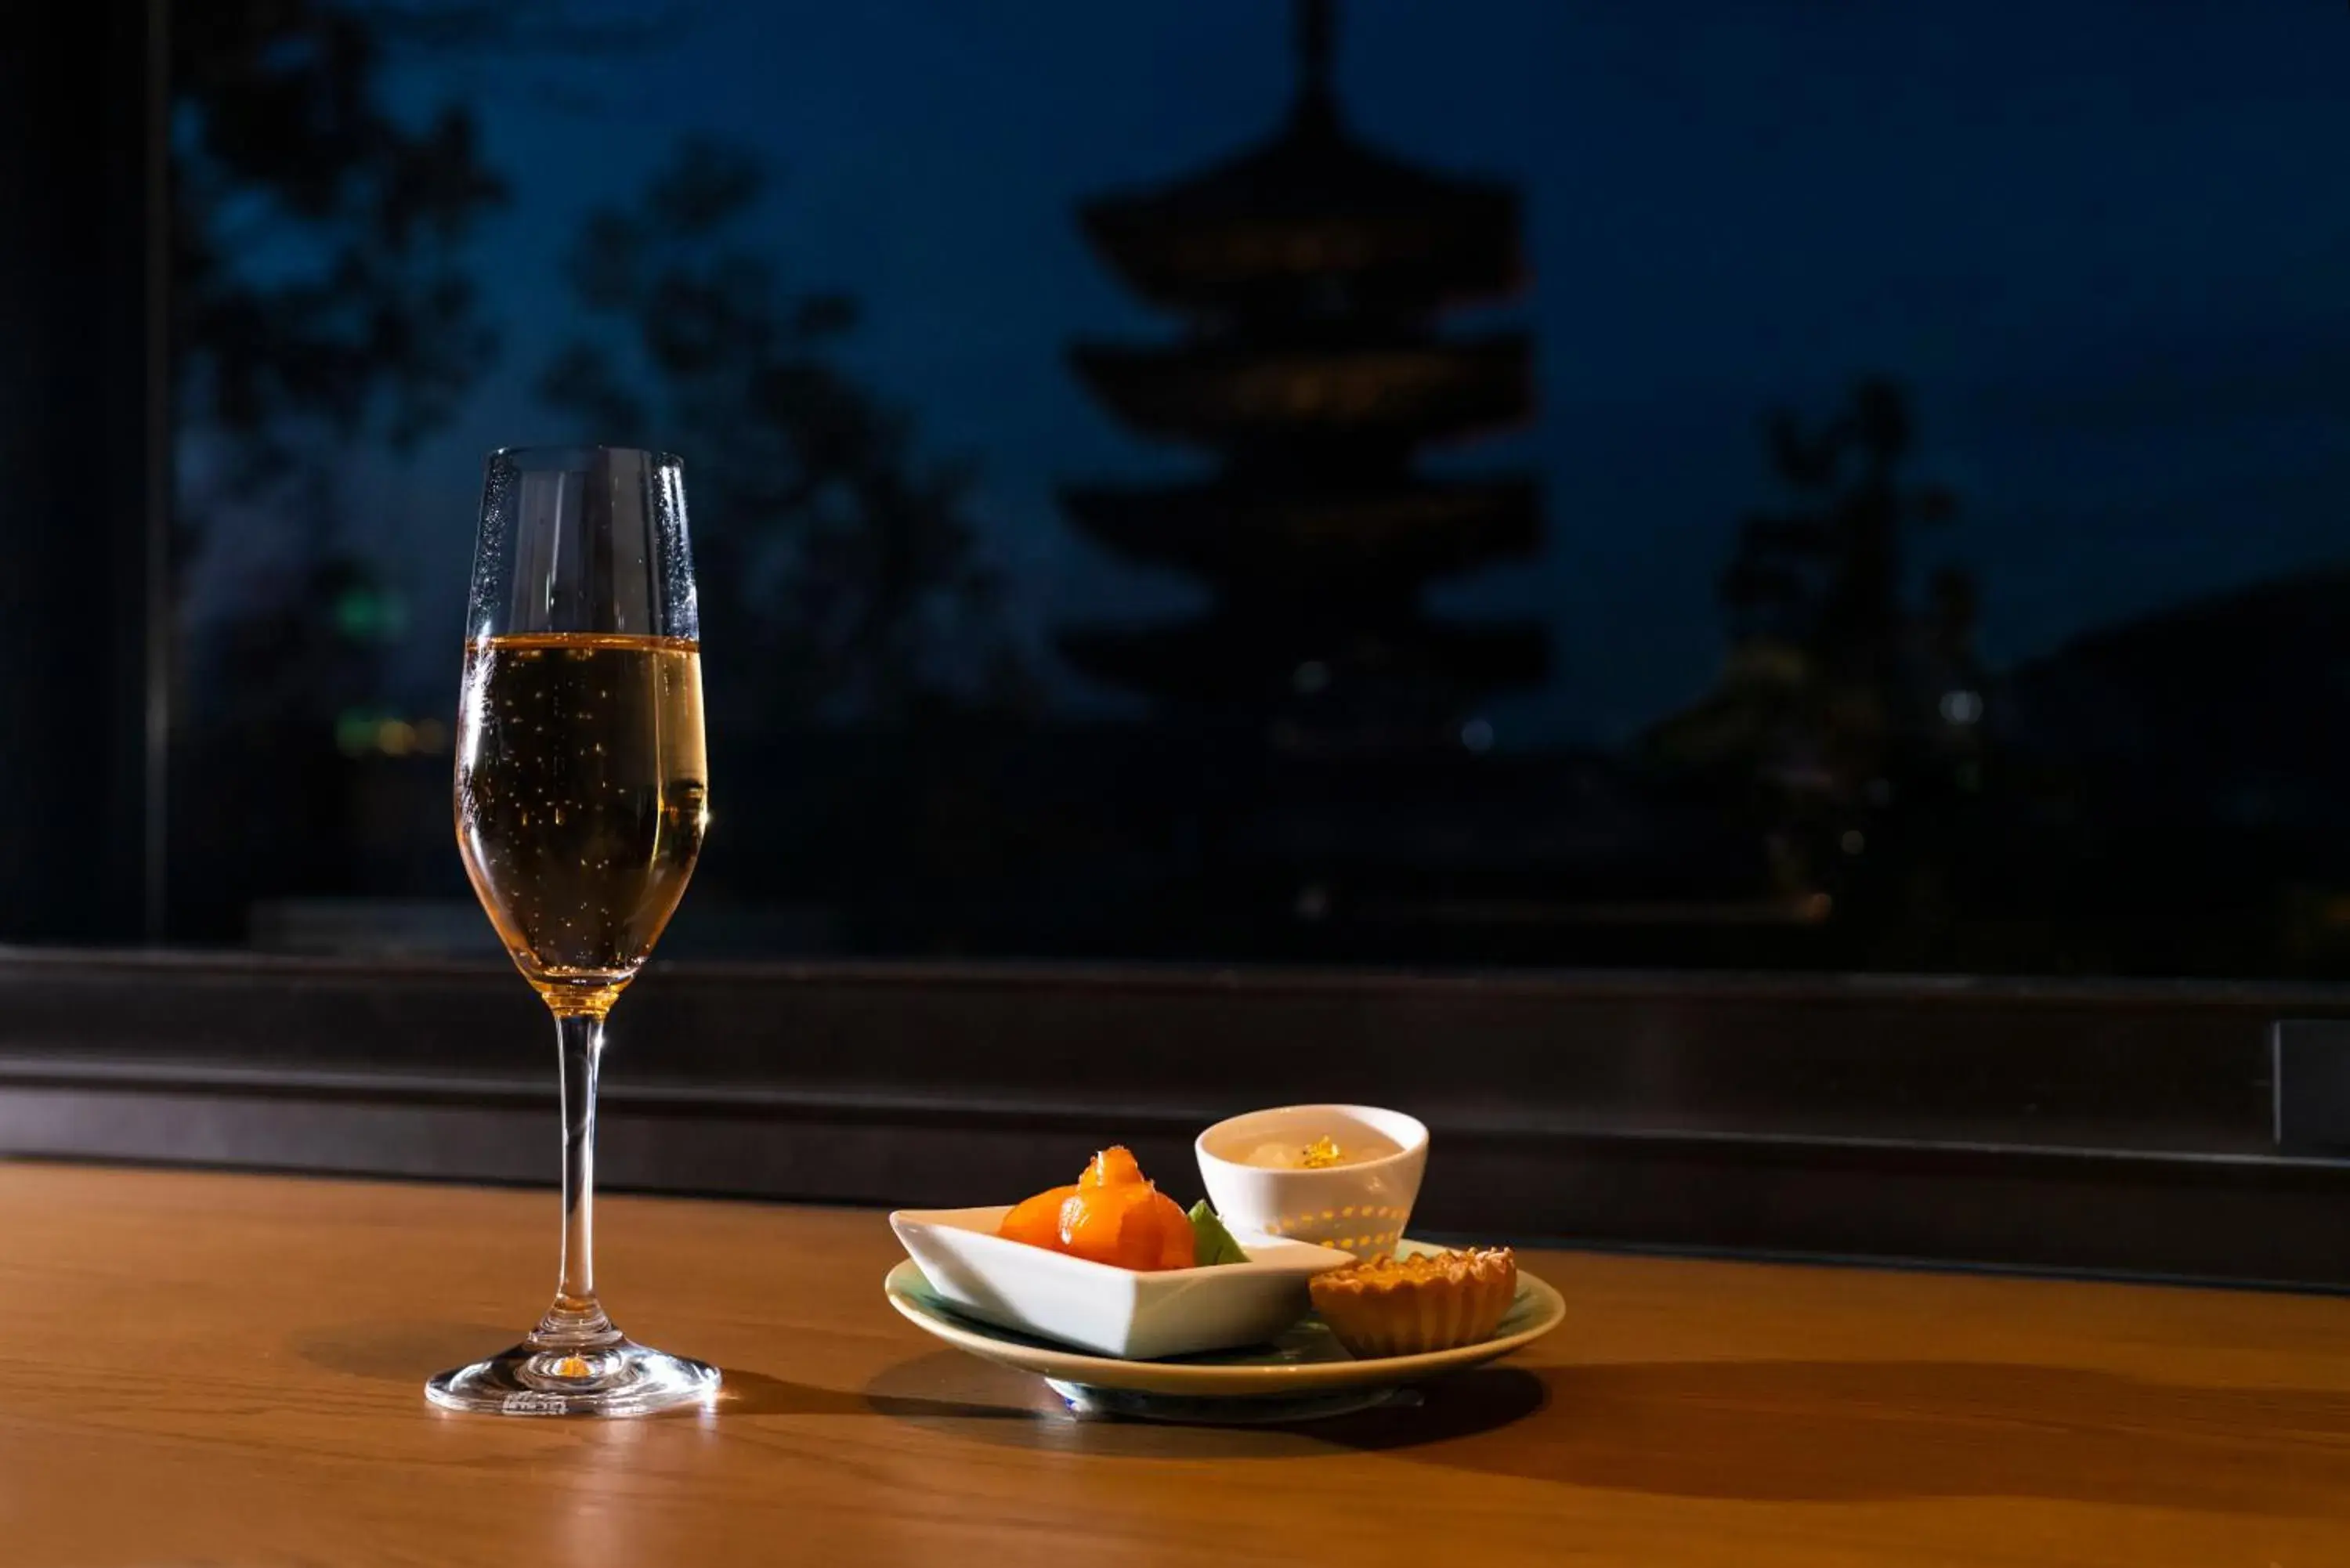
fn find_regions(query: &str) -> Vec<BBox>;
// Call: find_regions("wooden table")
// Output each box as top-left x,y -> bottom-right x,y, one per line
5,1163 -> 2349,1565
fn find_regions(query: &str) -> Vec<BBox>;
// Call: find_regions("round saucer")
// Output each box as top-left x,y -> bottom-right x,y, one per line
884,1244 -> 1563,1422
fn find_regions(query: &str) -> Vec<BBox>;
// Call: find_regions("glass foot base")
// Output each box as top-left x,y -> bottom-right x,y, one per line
426,1337 -> 721,1417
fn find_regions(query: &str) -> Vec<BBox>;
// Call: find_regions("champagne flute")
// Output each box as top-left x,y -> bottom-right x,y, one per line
426,446 -> 718,1416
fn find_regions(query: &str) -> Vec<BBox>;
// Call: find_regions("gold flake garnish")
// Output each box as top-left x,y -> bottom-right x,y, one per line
1299,1135 -> 1344,1169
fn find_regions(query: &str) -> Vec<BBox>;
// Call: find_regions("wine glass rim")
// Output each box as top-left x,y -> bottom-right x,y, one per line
488,443 -> 685,471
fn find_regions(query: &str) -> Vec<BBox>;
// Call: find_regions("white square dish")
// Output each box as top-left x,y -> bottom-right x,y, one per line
888,1205 -> 1355,1360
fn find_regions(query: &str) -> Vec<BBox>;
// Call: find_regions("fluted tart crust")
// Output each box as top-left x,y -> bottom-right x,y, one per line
1308,1248 -> 1518,1357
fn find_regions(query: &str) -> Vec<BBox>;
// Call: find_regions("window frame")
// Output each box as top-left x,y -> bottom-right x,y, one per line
0,947 -> 2345,1287
0,0 -> 167,944
8,2 -> 2350,1290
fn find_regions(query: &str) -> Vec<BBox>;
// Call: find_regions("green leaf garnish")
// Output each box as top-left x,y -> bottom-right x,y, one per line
1187,1201 -> 1250,1266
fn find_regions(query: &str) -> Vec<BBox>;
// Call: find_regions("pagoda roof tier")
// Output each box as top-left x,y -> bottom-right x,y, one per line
1068,334 -> 1529,449
1060,614 -> 1546,703
1060,478 -> 1537,587
1078,100 -> 1522,317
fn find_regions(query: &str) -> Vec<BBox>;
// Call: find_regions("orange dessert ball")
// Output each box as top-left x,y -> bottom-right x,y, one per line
996,1146 -> 1196,1272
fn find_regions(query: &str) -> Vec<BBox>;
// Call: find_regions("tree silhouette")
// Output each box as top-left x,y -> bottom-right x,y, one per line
175,2 -> 705,725
537,139 -> 1033,728
1663,377 -> 1993,958
174,1 -> 508,486
1720,377 -> 1966,694
173,1 -> 689,496
172,0 -> 516,739
1708,377 -> 1977,790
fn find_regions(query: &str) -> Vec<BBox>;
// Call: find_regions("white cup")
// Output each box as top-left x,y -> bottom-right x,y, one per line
1195,1104 -> 1429,1259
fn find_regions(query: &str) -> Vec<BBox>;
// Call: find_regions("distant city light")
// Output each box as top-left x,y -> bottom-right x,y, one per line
1841,829 -> 1866,855
1294,883 -> 1331,921
1460,717 -> 1495,753
1292,660 -> 1331,695
334,587 -> 409,642
334,711 -> 375,757
1940,689 -> 1984,724
334,710 -> 451,757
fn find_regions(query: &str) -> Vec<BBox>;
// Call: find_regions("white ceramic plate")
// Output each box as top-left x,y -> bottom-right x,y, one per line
884,1240 -> 1565,1419
889,1205 -> 1355,1359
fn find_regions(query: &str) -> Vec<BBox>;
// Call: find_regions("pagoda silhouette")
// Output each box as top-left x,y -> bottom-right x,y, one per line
1059,0 -> 1543,753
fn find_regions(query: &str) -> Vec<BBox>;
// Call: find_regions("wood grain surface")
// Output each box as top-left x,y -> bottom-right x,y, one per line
2,1162 -> 2348,1566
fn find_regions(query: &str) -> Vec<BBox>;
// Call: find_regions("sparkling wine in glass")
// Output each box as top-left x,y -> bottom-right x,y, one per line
426,445 -> 718,1416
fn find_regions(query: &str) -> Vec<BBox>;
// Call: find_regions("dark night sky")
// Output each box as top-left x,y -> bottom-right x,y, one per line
233,0 -> 2350,745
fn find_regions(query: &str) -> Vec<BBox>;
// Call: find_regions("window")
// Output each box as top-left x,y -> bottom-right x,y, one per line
132,0 -> 2350,976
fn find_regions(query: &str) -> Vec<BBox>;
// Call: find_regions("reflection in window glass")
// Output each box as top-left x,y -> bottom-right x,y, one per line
170,0 -> 2350,976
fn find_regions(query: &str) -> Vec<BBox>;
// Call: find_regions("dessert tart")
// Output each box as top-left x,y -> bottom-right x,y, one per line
1308,1247 -> 1518,1357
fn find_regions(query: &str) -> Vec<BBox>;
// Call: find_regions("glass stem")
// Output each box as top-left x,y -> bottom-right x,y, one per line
531,1006 -> 619,1351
